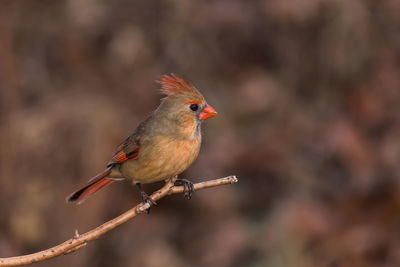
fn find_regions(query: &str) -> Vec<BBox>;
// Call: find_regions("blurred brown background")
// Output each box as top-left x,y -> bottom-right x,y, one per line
1,1 -> 400,267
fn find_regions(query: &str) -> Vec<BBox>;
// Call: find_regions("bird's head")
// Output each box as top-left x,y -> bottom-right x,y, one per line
156,74 -> 217,138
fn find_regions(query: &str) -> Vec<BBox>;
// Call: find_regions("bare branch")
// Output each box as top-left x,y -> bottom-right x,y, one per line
0,175 -> 238,267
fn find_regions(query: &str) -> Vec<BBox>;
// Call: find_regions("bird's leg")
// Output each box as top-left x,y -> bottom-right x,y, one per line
175,178 -> 195,199
136,183 -> 156,213
136,183 -> 157,205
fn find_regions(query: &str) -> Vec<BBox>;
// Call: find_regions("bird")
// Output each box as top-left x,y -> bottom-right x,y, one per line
66,74 -> 217,207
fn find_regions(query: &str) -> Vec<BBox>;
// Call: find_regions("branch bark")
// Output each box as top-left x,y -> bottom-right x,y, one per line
0,175 -> 238,267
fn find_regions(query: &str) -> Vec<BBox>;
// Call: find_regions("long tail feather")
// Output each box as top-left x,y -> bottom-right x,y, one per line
66,168 -> 115,205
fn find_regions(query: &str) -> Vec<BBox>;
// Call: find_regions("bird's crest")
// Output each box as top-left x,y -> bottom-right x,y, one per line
157,74 -> 201,98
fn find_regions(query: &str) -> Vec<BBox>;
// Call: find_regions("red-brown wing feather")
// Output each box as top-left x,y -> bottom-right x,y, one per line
108,135 -> 140,166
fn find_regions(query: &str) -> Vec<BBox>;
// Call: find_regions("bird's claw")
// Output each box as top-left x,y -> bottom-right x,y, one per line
176,179 -> 194,199
140,191 -> 157,214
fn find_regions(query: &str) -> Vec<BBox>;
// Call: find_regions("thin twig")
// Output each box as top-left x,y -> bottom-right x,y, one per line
0,175 -> 238,267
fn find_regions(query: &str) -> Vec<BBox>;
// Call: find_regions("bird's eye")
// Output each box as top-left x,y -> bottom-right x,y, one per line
190,104 -> 199,111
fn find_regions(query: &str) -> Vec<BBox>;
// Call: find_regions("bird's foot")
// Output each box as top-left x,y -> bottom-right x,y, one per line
136,183 -> 157,214
140,191 -> 157,205
140,191 -> 157,214
175,179 -> 194,199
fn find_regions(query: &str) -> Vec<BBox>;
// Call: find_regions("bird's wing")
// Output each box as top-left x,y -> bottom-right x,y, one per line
107,135 -> 140,167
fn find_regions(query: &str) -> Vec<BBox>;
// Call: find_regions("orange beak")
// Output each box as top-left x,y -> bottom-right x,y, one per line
199,105 -> 217,120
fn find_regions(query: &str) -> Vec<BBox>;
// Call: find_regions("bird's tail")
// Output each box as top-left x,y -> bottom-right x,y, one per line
66,167 -> 115,205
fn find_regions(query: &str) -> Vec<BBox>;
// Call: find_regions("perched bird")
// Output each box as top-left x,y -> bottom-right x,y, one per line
66,74 -> 217,206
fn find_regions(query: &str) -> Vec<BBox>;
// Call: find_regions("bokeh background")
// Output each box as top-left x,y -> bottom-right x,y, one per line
1,1 -> 400,266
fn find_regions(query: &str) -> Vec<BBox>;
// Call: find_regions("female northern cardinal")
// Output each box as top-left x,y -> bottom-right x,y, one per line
66,74 -> 217,205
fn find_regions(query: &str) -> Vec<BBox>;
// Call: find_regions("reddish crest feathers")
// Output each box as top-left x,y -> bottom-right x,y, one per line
157,74 -> 202,99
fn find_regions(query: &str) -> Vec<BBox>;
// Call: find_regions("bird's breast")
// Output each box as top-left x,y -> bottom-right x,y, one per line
119,135 -> 201,183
